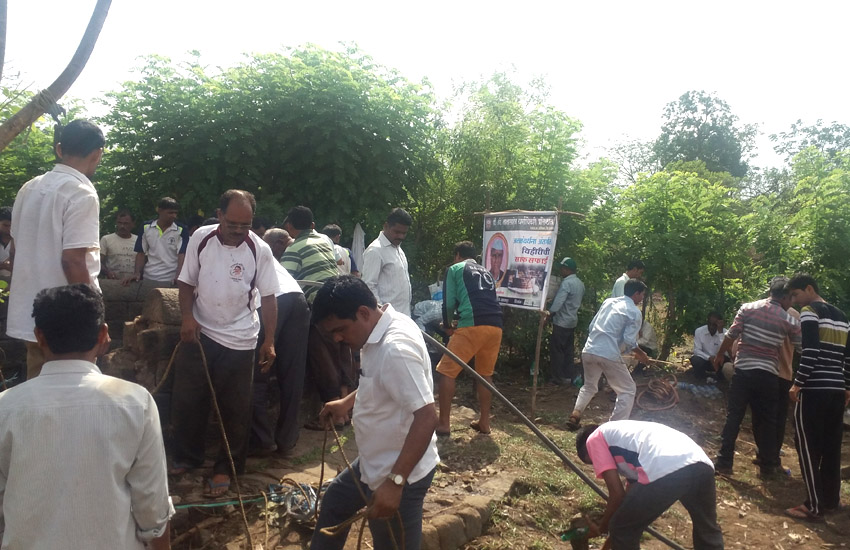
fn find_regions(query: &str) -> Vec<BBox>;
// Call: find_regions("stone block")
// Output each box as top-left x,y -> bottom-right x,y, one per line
100,348 -> 139,382
457,506 -> 483,539
463,495 -> 493,525
128,302 -> 145,319
431,514 -> 467,550
137,326 -> 182,360
420,522 -> 441,550
141,288 -> 182,325
123,322 -> 138,351
100,278 -> 144,301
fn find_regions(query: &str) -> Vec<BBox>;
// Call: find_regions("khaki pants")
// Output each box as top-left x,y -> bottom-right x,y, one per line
25,341 -> 45,380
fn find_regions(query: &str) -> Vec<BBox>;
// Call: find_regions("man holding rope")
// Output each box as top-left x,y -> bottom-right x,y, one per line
310,276 -> 439,550
171,189 -> 279,497
566,279 -> 649,430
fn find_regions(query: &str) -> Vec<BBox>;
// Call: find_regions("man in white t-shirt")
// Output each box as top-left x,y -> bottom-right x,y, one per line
171,190 -> 280,497
362,208 -> 412,316
100,209 -> 138,279
310,276 -> 439,550
322,223 -> 360,277
125,197 -> 189,285
576,420 -> 724,550
6,120 -> 104,380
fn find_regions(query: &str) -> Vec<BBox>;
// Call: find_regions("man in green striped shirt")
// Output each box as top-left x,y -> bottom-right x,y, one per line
282,206 -> 355,425
282,206 -> 339,303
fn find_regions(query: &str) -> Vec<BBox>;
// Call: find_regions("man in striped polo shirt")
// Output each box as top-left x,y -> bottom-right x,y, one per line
282,206 -> 356,424
712,278 -> 801,478
784,273 -> 850,520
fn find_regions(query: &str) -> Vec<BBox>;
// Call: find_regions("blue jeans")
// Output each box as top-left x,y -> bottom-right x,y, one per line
310,458 -> 436,550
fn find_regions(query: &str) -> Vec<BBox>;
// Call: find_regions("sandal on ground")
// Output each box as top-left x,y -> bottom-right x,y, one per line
469,421 -> 491,435
566,414 -> 581,431
784,504 -> 823,522
204,477 -> 231,498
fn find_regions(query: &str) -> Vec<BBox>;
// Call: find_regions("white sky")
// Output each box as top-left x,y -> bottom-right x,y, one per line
6,0 -> 849,168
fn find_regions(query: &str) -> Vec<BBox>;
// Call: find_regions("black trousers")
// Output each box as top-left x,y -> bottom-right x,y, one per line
717,368 -> 780,470
549,325 -> 577,381
609,462 -> 724,550
250,292 -> 311,452
172,333 -> 254,476
690,356 -> 715,379
794,391 -> 845,516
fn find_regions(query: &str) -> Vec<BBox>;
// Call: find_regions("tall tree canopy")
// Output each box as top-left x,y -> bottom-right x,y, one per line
653,90 -> 755,178
99,45 -> 439,230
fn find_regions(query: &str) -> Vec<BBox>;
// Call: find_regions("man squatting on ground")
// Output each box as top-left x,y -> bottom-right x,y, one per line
784,273 -> 850,520
576,420 -> 724,550
0,285 -> 173,549
436,241 -> 503,436
171,189 -> 280,497
309,276 -> 439,550
567,279 -> 649,430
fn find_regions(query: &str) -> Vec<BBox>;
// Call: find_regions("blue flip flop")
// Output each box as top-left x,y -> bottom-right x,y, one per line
204,478 -> 231,498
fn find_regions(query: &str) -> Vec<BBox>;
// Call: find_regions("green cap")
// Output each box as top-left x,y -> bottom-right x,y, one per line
560,257 -> 577,270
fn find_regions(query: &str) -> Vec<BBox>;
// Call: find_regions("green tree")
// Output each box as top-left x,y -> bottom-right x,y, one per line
0,88 -> 56,205
654,91 -> 755,178
99,46 -> 439,235
619,161 -> 752,359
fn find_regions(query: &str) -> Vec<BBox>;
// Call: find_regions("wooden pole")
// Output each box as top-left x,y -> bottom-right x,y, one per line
530,310 -> 547,415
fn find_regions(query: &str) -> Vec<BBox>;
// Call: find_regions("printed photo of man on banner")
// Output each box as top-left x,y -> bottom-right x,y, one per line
483,211 -> 559,310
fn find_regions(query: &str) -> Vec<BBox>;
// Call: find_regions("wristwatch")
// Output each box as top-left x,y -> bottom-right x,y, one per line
387,473 -> 405,486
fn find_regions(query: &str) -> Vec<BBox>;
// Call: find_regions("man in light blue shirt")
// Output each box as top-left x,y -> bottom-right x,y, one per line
547,257 -> 585,385
567,279 -> 649,430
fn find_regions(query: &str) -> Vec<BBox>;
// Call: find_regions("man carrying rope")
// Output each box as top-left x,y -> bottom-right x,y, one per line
310,276 -> 439,550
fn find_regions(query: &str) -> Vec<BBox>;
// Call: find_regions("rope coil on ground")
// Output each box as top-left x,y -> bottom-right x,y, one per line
636,374 -> 679,411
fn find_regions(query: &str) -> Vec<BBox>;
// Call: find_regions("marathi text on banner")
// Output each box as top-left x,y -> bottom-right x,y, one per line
483,211 -> 559,310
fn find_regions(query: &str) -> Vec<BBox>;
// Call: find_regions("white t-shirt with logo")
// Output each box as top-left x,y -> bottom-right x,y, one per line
7,165 -> 100,341
178,224 -> 280,350
135,221 -> 188,282
100,233 -> 138,277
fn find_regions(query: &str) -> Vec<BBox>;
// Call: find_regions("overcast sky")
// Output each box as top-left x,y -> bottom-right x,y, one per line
7,0 -> 849,168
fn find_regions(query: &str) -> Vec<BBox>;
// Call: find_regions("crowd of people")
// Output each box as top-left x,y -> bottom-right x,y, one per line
0,119 -> 846,549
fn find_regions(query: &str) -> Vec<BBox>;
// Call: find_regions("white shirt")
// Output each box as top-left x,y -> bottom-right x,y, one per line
179,224 -> 280,350
693,324 -> 726,361
136,220 -> 188,282
0,360 -> 173,550
638,321 -> 658,352
611,272 -> 629,297
354,304 -> 440,490
362,232 -> 411,316
253,261 -> 304,309
100,233 -> 138,276
7,164 -> 100,341
0,241 -> 10,277
334,244 -> 352,275
583,296 -> 643,362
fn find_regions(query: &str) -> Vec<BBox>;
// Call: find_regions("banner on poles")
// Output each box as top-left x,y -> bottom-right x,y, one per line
482,211 -> 559,310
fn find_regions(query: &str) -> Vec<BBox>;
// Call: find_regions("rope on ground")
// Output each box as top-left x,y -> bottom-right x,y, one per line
421,332 -> 687,550
636,375 -> 679,411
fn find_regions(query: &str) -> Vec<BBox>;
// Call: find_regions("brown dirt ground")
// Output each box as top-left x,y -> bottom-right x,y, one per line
167,361 -> 850,550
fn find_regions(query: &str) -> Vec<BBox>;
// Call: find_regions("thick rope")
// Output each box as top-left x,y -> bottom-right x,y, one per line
317,423 -> 403,550
636,375 -> 680,411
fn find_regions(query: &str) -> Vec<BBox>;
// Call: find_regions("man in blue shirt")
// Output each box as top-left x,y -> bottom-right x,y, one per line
546,257 -> 585,385
567,279 -> 649,430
